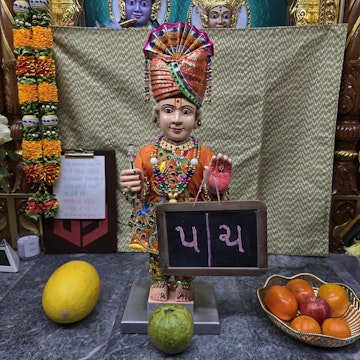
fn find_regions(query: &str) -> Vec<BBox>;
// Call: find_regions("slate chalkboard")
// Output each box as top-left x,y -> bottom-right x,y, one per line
157,201 -> 267,276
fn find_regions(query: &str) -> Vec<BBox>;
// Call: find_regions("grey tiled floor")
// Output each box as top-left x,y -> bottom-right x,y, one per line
1,252 -> 360,359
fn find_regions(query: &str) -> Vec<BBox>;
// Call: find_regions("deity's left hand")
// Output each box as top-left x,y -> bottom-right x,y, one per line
204,154 -> 232,194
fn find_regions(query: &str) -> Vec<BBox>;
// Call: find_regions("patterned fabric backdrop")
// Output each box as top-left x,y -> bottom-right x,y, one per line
52,25 -> 347,256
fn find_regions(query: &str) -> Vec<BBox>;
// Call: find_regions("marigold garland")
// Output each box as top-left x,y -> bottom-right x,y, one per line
24,163 -> 44,183
42,139 -> 61,157
33,26 -> 53,48
37,82 -> 58,102
13,1 -> 61,220
15,55 -> 36,77
17,83 -> 38,104
36,56 -> 56,77
43,162 -> 61,185
13,28 -> 32,48
22,140 -> 43,160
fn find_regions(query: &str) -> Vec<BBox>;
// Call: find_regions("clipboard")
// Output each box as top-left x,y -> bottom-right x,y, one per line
54,150 -> 106,219
43,149 -> 117,253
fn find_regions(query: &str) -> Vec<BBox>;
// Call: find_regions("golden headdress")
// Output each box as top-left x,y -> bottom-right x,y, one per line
192,0 -> 245,12
143,22 -> 214,107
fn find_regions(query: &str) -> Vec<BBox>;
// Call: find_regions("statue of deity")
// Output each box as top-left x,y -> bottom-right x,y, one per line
120,22 -> 232,302
188,0 -> 251,29
108,0 -> 169,28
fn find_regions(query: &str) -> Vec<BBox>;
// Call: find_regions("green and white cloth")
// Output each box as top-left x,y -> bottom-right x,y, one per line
52,25 -> 347,256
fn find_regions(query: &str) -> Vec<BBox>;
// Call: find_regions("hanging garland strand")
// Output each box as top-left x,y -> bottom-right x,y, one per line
13,0 -> 61,220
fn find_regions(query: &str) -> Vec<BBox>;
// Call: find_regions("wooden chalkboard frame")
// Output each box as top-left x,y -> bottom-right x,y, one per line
157,200 -> 267,276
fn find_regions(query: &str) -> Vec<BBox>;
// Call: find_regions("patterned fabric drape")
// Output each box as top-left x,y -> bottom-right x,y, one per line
52,25 -> 347,256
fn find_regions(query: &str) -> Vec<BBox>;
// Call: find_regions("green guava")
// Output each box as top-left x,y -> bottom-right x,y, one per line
147,304 -> 194,354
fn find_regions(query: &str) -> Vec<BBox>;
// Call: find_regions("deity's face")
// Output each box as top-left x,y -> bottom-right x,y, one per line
208,5 -> 232,28
157,97 -> 197,143
125,0 -> 153,27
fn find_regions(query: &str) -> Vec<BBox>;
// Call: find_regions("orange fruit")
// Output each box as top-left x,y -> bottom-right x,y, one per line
285,278 -> 315,304
290,315 -> 321,334
317,283 -> 349,317
264,285 -> 298,321
321,318 -> 351,338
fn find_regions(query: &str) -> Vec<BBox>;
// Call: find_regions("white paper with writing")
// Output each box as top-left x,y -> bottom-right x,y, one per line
54,155 -> 106,219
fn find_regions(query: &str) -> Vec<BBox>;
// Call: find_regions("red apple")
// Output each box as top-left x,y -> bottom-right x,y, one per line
299,296 -> 331,325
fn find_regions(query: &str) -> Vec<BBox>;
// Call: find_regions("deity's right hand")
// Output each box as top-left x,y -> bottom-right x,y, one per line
120,168 -> 143,194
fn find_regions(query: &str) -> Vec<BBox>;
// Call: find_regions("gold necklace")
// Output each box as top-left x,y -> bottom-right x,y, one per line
159,137 -> 194,153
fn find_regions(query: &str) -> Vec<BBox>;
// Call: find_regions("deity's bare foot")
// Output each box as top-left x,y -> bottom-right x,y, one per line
149,281 -> 168,301
175,283 -> 193,302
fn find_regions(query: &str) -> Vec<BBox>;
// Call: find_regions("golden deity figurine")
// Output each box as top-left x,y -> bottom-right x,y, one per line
49,0 -> 83,26
191,0 -> 247,28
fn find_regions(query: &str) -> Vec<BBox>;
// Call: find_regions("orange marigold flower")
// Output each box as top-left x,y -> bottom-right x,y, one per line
13,28 -> 33,49
43,162 -> 61,185
22,140 -> 43,160
16,55 -> 36,77
42,139 -> 61,157
32,26 -> 53,49
18,83 -> 38,104
24,163 -> 43,183
37,82 -> 58,102
36,56 -> 56,77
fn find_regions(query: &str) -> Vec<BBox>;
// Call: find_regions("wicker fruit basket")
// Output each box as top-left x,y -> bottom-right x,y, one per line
257,273 -> 360,347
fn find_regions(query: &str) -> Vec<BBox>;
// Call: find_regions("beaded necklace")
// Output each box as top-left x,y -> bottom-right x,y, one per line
150,135 -> 200,203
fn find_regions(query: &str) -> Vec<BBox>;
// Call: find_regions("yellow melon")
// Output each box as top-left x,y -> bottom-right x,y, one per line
42,260 -> 100,324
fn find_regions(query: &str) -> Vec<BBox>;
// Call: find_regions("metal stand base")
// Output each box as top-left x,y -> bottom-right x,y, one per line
120,280 -> 220,334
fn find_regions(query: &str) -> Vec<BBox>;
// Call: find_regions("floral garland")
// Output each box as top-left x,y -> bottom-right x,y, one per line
12,0 -> 61,220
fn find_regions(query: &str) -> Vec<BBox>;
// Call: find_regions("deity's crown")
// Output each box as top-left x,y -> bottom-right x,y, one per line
192,0 -> 245,12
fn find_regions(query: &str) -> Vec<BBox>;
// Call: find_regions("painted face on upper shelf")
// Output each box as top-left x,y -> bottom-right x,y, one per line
208,5 -> 232,28
156,97 -> 197,143
125,0 -> 153,27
